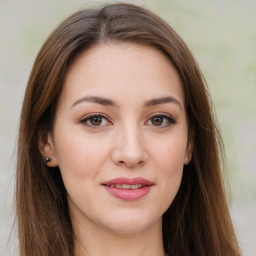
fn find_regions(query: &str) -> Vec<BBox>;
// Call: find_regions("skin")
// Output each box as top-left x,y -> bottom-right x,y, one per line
40,42 -> 193,256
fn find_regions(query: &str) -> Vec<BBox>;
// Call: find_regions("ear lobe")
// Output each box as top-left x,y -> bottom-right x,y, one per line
38,131 -> 58,167
185,132 -> 194,165
185,141 -> 193,164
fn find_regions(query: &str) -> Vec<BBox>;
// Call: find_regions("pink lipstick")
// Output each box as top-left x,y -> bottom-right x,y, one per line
102,177 -> 154,201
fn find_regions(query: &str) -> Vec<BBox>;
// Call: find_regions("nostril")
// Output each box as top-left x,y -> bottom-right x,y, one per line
117,159 -> 144,168
111,140 -> 148,168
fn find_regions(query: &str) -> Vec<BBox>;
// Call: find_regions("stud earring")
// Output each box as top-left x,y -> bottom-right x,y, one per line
44,157 -> 51,163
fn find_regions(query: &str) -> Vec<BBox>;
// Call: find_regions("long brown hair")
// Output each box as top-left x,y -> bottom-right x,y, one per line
16,3 -> 241,256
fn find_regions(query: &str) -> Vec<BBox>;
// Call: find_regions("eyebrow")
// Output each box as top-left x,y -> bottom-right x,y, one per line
71,96 -> 118,108
144,96 -> 182,110
71,95 -> 182,110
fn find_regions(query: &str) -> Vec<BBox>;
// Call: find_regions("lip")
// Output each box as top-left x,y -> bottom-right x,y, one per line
103,177 -> 154,186
102,177 -> 154,201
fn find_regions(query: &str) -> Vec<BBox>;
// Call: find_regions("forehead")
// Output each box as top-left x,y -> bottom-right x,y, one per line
60,42 -> 184,108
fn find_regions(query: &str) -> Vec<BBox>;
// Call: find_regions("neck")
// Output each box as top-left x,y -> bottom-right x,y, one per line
73,217 -> 165,256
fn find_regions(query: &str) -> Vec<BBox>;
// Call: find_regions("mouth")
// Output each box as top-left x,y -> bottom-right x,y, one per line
106,184 -> 145,189
102,177 -> 154,201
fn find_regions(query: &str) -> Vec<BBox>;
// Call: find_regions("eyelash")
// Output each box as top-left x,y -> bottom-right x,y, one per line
145,113 -> 176,127
80,113 -> 176,128
80,113 -> 112,127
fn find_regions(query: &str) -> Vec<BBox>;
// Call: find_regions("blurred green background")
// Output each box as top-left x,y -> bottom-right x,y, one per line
0,0 -> 255,255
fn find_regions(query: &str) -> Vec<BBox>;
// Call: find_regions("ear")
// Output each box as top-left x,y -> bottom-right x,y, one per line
38,130 -> 58,167
184,131 -> 194,165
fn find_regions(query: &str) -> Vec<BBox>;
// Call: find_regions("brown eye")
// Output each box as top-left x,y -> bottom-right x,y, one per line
145,114 -> 176,127
81,114 -> 111,127
90,116 -> 102,126
151,116 -> 163,126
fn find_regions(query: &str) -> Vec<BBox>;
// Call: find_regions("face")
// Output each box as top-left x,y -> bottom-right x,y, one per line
41,42 -> 192,235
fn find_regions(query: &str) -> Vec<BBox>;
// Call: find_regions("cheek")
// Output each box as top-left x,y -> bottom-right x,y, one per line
152,136 -> 187,204
53,130 -> 111,210
53,128 -> 110,181
153,135 -> 188,169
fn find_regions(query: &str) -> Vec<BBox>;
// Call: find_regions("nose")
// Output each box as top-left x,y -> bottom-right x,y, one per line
111,124 -> 148,168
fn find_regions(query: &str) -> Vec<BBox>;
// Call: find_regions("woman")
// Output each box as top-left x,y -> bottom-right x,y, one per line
16,3 -> 241,256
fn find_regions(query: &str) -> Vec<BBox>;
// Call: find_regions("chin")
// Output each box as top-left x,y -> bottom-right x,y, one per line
100,212 -> 162,235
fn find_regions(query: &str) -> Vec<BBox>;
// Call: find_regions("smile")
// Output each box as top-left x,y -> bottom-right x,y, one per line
102,177 -> 154,200
107,184 -> 144,189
